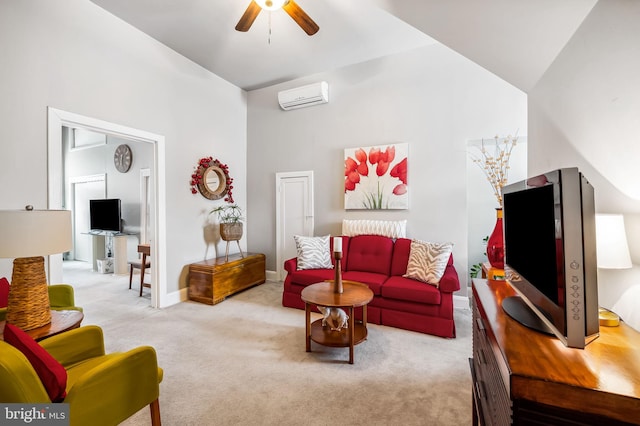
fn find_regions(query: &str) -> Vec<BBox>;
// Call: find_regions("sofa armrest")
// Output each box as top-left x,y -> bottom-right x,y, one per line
39,326 -> 105,368
64,346 -> 162,425
0,341 -> 50,402
284,258 -> 298,274
438,263 -> 460,294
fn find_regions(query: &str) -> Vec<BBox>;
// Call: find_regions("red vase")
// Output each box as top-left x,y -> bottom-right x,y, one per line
487,207 -> 504,269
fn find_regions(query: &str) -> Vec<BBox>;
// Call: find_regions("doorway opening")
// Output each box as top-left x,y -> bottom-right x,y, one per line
47,107 -> 167,308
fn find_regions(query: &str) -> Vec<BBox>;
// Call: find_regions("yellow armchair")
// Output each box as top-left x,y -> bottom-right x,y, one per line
0,325 -> 162,426
47,284 -> 83,313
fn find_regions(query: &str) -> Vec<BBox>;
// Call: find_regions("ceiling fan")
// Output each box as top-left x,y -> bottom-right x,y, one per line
235,0 -> 319,36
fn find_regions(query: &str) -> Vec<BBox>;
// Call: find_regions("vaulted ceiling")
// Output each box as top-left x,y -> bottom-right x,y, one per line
89,0 -> 597,92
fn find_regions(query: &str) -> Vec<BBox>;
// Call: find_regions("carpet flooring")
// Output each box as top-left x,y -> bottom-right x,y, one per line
62,261 -> 473,425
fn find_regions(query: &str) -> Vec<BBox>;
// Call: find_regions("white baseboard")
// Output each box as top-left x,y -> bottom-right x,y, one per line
454,294 -> 470,310
163,288 -> 187,307
180,265 -> 468,310
266,270 -> 279,282
165,272 -> 278,309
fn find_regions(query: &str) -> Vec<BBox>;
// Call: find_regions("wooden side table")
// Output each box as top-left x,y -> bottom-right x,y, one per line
0,310 -> 84,342
301,281 -> 374,364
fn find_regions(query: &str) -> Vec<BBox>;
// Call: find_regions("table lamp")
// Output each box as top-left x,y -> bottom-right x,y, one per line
0,206 -> 72,330
595,214 -> 632,327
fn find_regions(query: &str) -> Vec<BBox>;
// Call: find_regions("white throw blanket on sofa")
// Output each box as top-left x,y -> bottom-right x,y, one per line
342,219 -> 407,239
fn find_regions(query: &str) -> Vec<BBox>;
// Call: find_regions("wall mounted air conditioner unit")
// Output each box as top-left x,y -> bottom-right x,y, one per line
278,81 -> 329,111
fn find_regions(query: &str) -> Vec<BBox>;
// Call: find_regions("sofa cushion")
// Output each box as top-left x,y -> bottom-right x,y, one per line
345,235 -> 393,275
293,235 -> 333,270
381,275 -> 442,305
287,268 -> 335,286
3,323 -> 67,402
342,271 -> 388,296
390,238 -> 412,276
403,240 -> 453,287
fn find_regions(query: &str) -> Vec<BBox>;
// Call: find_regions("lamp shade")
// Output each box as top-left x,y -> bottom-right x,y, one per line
0,208 -> 72,330
595,214 -> 632,269
0,209 -> 72,258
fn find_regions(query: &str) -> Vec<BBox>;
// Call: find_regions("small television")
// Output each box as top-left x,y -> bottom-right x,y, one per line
501,167 -> 599,349
89,199 -> 122,233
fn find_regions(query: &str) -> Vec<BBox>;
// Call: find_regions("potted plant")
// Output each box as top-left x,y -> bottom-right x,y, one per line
210,204 -> 244,241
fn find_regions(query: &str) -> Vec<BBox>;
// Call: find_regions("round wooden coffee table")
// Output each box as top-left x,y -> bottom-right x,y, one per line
0,310 -> 84,342
301,281 -> 374,364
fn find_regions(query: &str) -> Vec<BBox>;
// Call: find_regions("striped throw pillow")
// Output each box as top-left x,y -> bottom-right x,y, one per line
294,235 -> 334,270
403,240 -> 453,287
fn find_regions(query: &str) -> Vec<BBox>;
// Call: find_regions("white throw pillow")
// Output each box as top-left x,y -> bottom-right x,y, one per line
294,235 -> 334,270
403,239 -> 453,287
342,219 -> 407,239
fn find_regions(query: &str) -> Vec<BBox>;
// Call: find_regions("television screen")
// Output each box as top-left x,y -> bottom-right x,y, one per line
501,168 -> 599,349
89,199 -> 121,233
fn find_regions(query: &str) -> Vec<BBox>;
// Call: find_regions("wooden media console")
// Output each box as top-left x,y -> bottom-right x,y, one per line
471,278 -> 640,425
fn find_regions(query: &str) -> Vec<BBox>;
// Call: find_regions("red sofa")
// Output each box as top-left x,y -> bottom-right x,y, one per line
282,234 -> 460,338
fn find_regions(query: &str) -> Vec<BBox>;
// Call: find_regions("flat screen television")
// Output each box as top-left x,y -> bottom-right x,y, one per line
501,167 -> 599,349
89,199 -> 122,233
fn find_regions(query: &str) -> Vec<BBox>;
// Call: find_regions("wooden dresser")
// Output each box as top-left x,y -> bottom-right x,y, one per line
188,253 -> 266,305
471,279 -> 640,426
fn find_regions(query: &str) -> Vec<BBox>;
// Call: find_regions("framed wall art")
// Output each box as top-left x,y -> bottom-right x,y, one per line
344,143 -> 408,210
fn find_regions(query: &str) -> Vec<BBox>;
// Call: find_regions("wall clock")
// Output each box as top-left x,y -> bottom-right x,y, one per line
114,144 -> 132,173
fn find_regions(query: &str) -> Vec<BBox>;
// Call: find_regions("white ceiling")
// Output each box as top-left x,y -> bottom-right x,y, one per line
89,0 -> 598,92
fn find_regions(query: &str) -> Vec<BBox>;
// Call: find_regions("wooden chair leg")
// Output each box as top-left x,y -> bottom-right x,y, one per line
129,264 -> 134,289
149,399 -> 161,426
140,253 -> 147,297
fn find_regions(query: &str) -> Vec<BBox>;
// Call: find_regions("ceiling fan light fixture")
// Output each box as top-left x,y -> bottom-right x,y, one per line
255,0 -> 287,11
236,0 -> 318,36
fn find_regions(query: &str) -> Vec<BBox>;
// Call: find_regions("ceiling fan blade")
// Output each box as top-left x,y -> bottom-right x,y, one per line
282,0 -> 319,36
235,1 -> 262,32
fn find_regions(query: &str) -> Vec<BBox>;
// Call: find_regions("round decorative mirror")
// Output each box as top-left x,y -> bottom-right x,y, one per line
190,156 -> 234,202
198,166 -> 227,200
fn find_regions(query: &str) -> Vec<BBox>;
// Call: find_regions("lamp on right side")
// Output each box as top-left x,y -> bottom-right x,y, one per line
595,214 -> 632,326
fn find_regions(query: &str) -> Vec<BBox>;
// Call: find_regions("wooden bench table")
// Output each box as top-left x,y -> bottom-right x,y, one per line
188,253 -> 266,305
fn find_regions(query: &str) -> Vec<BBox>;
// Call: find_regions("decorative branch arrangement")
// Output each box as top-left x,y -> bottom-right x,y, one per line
469,134 -> 518,207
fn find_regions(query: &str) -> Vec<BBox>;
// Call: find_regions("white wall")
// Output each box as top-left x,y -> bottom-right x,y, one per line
529,0 -> 640,328
0,0 -> 247,299
246,43 -> 527,294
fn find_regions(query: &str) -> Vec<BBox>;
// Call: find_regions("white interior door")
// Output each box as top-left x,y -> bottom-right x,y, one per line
276,171 -> 314,281
71,175 -> 106,262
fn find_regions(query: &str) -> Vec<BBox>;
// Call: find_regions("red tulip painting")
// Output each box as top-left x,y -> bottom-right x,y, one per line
344,143 -> 408,209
